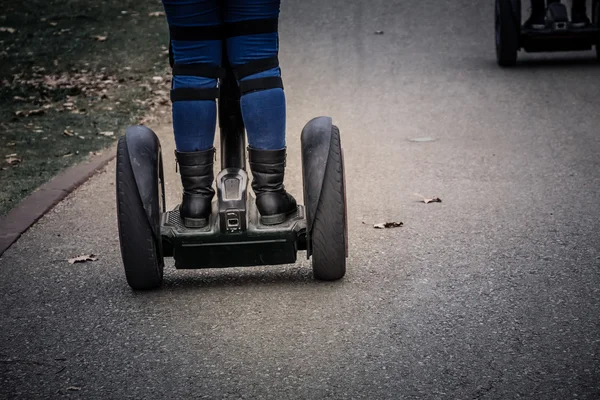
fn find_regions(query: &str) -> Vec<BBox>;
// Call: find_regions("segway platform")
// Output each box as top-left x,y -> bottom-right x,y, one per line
521,24 -> 600,53
161,201 -> 307,269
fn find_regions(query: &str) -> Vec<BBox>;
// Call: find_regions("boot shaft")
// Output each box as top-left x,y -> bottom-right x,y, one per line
175,148 -> 216,195
247,147 -> 287,194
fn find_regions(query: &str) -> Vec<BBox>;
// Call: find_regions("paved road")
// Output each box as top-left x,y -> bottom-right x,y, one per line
2,0 -> 600,398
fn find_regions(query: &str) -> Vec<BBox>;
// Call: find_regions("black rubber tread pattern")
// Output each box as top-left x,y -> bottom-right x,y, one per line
595,1 -> 600,60
116,136 -> 163,290
496,0 -> 520,67
311,126 -> 347,281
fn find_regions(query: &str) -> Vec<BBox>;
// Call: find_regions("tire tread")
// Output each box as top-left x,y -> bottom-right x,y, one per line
496,0 -> 520,67
116,136 -> 163,290
311,126 -> 347,281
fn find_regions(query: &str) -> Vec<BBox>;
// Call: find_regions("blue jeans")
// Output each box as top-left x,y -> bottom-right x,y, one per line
162,0 -> 286,152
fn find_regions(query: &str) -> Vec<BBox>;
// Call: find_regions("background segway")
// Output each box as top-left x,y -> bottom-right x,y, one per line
116,135 -> 164,290
310,126 -> 347,281
595,0 -> 600,59
495,0 -> 521,67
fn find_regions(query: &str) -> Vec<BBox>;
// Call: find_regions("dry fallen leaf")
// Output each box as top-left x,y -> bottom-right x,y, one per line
68,255 -> 97,264
98,131 -> 114,137
92,35 -> 107,42
5,154 -> 22,165
148,11 -> 165,17
49,21 -> 58,26
14,109 -> 45,117
66,386 -> 82,391
151,76 -> 163,83
13,96 -> 26,102
28,109 -> 45,116
423,197 -> 442,204
374,221 -> 403,229
63,129 -> 74,137
414,193 -> 442,204
0,27 -> 16,33
55,28 -> 71,36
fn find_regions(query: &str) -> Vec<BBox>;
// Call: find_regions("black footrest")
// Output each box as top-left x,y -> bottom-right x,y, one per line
521,25 -> 600,52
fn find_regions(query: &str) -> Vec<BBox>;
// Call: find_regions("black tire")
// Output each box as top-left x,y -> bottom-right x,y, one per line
594,1 -> 600,60
495,0 -> 520,67
311,126 -> 347,281
116,136 -> 164,290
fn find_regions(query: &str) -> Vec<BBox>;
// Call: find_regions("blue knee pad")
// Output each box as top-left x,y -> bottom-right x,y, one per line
163,0 -> 222,152
224,6 -> 286,150
239,68 -> 286,150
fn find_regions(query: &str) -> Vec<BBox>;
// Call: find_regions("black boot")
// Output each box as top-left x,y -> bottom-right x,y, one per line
175,148 -> 215,228
248,147 -> 298,225
571,1 -> 590,28
525,0 -> 546,30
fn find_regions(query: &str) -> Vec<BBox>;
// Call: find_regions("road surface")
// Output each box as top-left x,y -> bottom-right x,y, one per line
2,0 -> 600,398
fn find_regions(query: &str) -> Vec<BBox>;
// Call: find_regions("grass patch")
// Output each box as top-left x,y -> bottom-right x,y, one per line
0,0 -> 172,215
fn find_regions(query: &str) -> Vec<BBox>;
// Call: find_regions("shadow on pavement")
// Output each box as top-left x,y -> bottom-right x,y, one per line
505,56 -> 599,69
153,266 -> 338,291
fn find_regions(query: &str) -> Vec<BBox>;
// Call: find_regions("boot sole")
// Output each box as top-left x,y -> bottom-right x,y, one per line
571,22 -> 588,28
260,207 -> 297,226
183,217 -> 209,229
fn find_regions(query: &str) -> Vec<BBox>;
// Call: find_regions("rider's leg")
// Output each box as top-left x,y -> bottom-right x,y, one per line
224,0 -> 297,225
571,0 -> 590,27
162,0 -> 221,228
525,0 -> 546,29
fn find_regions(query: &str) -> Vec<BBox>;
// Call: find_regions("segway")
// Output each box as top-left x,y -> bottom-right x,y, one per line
115,41 -> 348,290
495,0 -> 600,66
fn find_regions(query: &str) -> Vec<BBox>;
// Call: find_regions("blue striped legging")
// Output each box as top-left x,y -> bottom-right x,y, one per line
162,0 -> 286,151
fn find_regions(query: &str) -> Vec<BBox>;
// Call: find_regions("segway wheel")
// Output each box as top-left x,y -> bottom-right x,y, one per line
595,1 -> 600,60
116,136 -> 164,290
495,0 -> 520,67
311,126 -> 347,281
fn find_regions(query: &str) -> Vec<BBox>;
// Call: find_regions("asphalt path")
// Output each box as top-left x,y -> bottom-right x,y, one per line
1,0 -> 600,398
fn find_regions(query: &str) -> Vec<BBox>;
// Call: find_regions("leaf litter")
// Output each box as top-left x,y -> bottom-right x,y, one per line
68,254 -> 97,264
5,154 -> 23,165
414,193 -> 442,204
373,221 -> 403,229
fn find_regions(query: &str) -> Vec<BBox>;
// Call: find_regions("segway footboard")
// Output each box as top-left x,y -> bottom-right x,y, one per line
161,203 -> 306,269
161,166 -> 307,269
521,25 -> 600,53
